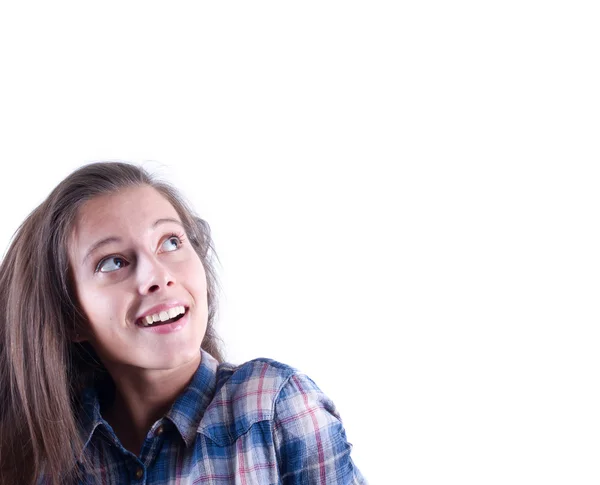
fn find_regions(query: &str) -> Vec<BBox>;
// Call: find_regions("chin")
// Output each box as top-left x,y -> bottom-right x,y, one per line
143,346 -> 201,371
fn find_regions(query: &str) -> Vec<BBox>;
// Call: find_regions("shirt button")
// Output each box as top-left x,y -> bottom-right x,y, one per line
135,467 -> 144,480
156,425 -> 164,436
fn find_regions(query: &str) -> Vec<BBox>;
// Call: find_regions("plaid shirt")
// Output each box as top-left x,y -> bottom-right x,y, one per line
66,349 -> 366,484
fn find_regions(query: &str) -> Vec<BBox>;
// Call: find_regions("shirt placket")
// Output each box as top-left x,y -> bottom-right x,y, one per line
132,418 -> 169,484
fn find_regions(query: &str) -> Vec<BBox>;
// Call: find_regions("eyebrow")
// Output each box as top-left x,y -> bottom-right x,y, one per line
82,218 -> 184,264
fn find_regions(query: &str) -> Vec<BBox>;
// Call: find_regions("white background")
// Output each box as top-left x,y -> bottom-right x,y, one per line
1,2 -> 599,483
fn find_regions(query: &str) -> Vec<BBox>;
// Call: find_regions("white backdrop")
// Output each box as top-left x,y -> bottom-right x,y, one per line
1,2 -> 599,484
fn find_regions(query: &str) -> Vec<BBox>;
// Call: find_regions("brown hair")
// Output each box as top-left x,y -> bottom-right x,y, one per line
0,162 -> 224,484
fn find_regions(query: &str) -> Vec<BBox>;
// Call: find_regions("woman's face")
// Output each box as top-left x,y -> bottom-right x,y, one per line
68,185 -> 208,373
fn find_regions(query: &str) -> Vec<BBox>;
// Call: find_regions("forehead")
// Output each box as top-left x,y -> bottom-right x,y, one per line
70,186 -> 180,247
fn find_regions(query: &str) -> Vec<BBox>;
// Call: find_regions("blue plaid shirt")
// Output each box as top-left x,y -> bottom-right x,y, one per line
67,349 -> 366,484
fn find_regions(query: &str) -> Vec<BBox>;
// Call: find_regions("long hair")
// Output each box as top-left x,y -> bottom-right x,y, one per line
0,162 -> 224,484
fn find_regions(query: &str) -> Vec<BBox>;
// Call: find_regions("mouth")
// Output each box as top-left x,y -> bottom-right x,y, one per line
136,306 -> 189,328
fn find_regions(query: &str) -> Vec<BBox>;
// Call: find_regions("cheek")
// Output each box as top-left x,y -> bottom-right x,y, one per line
77,285 -> 124,326
185,258 -> 208,300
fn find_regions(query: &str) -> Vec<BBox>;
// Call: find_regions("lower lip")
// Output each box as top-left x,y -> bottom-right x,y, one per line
137,310 -> 190,334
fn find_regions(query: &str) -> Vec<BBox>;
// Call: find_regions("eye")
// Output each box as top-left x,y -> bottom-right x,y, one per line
97,256 -> 128,273
161,233 -> 184,252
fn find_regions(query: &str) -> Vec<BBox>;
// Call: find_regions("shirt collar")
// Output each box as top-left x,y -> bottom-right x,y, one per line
77,381 -> 105,460
165,348 -> 219,446
78,348 -> 220,452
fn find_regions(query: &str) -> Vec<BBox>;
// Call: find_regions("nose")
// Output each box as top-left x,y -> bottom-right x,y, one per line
136,253 -> 176,295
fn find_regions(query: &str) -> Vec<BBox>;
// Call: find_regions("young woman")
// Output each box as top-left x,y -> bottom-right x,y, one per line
0,162 -> 366,484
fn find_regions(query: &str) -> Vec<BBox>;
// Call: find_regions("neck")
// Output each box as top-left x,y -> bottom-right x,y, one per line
102,353 -> 201,455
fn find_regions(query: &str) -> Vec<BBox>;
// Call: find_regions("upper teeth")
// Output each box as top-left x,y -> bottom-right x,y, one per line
142,306 -> 186,326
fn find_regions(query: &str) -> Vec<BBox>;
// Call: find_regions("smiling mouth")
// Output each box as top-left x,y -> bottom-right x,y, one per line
137,307 -> 188,327
144,313 -> 185,327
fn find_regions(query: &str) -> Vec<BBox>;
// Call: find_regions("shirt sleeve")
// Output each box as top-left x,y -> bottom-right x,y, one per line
272,372 -> 367,484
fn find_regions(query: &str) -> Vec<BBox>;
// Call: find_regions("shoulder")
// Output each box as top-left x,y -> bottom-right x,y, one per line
267,367 -> 366,483
216,357 -> 298,393
197,357 -> 307,443
198,357 -> 367,483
